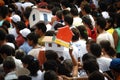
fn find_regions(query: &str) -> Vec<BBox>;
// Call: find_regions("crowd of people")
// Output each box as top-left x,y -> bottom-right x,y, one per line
0,0 -> 120,80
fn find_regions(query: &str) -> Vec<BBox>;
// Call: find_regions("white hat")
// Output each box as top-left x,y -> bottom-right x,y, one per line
20,28 -> 31,38
11,14 -> 21,23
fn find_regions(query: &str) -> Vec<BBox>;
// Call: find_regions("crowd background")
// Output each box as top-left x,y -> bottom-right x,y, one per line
0,0 -> 120,80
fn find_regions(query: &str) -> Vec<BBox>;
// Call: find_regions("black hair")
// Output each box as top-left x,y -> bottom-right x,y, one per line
70,7 -> 78,16
82,53 -> 96,62
43,60 -> 58,72
18,75 -> 32,80
86,39 -> 95,45
96,17 -> 106,29
99,1 -> 108,11
45,30 -> 56,36
21,55 -> 40,76
64,14 -> 73,26
0,6 -> 8,18
15,49 -> 25,60
88,71 -> 105,80
45,50 -> 58,60
0,29 -> 6,41
62,10 -> 71,17
83,59 -> 99,74
71,28 -> 80,41
44,70 -> 58,80
24,7 -> 32,19
105,18 -> 114,30
0,45 -> 15,56
76,25 -> 88,41
82,4 -> 91,14
60,0 -> 70,8
35,22 -> 47,33
115,13 -> 120,27
56,10 -> 63,20
90,43 -> 102,58
54,23 -> 64,30
52,7 -> 61,16
16,21 -> 26,31
100,40 -> 116,57
2,20 -> 10,28
27,32 -> 39,44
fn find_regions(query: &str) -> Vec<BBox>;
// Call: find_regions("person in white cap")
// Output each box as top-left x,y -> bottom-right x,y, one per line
9,14 -> 21,39
19,28 -> 32,54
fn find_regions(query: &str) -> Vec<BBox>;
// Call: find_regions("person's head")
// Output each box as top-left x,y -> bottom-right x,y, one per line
109,58 -> 120,78
86,39 -> 95,52
15,21 -> 26,34
35,22 -> 47,37
6,34 -> 15,43
83,59 -> 99,75
81,4 -> 91,15
45,50 -> 59,61
21,55 -> 40,76
82,15 -> 93,30
64,14 -> 73,26
54,23 -> 64,30
82,53 -> 96,62
0,44 -> 15,59
56,10 -> 63,20
95,17 -> 106,32
0,5 -> 8,19
20,28 -> 31,40
100,40 -> 116,58
52,7 -> 61,16
88,71 -> 105,80
27,32 -> 39,46
70,7 -> 78,16
115,13 -> 120,27
0,29 -> 6,46
71,28 -> 80,42
90,43 -> 102,58
99,1 -> 107,11
43,60 -> 58,72
45,30 -> 56,36
15,49 -> 25,60
44,70 -> 58,80
60,0 -> 70,9
76,25 -> 88,41
105,18 -> 114,30
3,56 -> 16,74
11,14 -> 21,27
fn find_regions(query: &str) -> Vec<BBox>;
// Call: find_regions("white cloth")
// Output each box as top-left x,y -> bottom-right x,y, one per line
28,48 -> 41,59
15,2 -> 22,12
97,57 -> 112,72
73,16 -> 83,27
21,2 -> 34,11
96,31 -> 115,48
31,70 -> 42,80
8,28 -> 18,40
5,71 -> 18,80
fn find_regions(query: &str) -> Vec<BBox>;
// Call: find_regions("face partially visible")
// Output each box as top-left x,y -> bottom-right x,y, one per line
35,28 -> 42,37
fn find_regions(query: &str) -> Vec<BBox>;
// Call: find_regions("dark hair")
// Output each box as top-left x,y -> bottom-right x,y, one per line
16,21 -> 26,31
0,29 -> 6,41
90,43 -> 102,58
54,23 -> 64,30
88,71 -> 105,80
100,40 -> 116,57
56,10 -> 63,20
0,45 -> 15,56
45,50 -> 58,60
83,59 -> 99,74
0,6 -> 8,18
21,55 -> 40,76
3,56 -> 16,71
52,7 -> 61,16
86,39 -> 95,45
82,53 -> 96,62
15,49 -> 25,60
99,1 -> 107,11
60,0 -> 70,8
76,25 -> 88,41
18,75 -> 32,80
45,30 -> 56,36
115,13 -> 120,27
35,22 -> 47,33
2,20 -> 10,28
62,10 -> 71,17
44,60 -> 58,72
106,18 -> 114,29
70,7 -> 78,16
96,17 -> 106,29
27,32 -> 39,44
71,28 -> 80,41
82,4 -> 91,14
64,14 -> 73,26
44,70 -> 58,80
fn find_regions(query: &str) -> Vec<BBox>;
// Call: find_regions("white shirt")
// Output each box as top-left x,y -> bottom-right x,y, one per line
73,16 -> 83,27
21,2 -> 34,11
97,31 -> 115,48
5,71 -> 18,80
31,70 -> 42,80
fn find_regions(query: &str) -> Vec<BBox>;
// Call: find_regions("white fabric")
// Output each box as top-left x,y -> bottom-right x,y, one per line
97,57 -> 112,72
5,71 -> 18,80
11,14 -> 21,23
21,2 -> 34,11
73,16 -> 83,27
6,42 -> 15,49
96,31 -> 115,48
15,2 -> 22,12
31,70 -> 42,80
101,11 -> 110,19
28,48 -> 41,59
8,28 -> 18,40
20,28 -> 31,37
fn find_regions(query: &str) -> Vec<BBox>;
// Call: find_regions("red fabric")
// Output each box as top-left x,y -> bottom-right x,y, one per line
16,34 -> 25,47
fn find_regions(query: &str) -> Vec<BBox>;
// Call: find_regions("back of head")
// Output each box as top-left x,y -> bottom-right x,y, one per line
18,75 -> 31,80
82,4 -> 91,14
71,28 -> 80,41
0,44 -> 15,56
83,59 -> 99,74
96,17 -> 106,29
90,43 -> 102,58
64,14 -> 73,26
88,71 -> 105,80
76,25 -> 88,41
45,50 -> 58,60
0,29 -> 6,42
44,70 -> 58,80
35,22 -> 47,33
82,53 -> 96,62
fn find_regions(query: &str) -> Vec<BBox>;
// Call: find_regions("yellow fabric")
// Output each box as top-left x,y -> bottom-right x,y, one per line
107,28 -> 114,34
38,36 -> 45,46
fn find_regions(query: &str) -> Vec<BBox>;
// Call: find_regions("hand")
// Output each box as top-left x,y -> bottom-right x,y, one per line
69,46 -> 73,55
